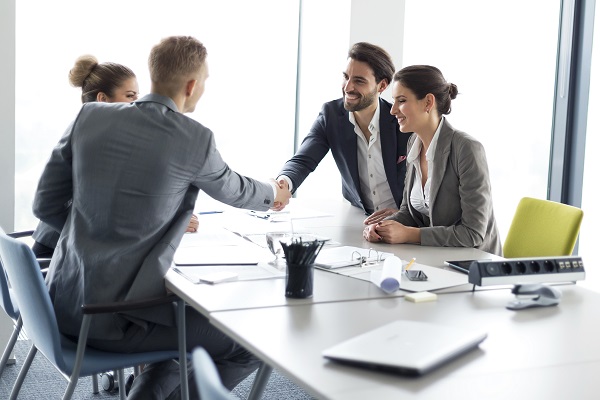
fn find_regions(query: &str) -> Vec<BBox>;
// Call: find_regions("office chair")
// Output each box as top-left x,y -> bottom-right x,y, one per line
0,228 -> 182,400
0,250 -> 21,379
192,347 -> 235,400
503,197 -> 584,258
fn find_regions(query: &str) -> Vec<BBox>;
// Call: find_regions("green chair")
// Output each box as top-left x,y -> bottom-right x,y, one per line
503,197 -> 583,258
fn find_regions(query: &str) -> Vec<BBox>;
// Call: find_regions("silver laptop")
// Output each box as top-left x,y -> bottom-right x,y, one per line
322,320 -> 487,376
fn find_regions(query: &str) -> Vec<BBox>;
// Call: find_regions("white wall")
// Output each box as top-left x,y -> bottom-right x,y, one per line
294,0 -> 406,204
350,0 -> 405,103
0,0 -> 15,231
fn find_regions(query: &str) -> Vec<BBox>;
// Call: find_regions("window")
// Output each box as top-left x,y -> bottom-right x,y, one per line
402,0 -> 561,240
579,2 -> 599,290
15,0 -> 300,229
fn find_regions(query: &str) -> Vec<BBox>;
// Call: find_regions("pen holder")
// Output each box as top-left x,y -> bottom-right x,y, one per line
285,263 -> 314,298
281,238 -> 325,299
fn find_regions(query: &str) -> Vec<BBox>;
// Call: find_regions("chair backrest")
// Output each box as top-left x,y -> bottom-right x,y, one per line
0,232 -> 19,321
192,347 -> 234,400
503,197 -> 584,258
0,228 -> 68,372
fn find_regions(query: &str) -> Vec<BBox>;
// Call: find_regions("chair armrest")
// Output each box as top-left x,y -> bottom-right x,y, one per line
81,293 -> 177,315
7,230 -> 35,239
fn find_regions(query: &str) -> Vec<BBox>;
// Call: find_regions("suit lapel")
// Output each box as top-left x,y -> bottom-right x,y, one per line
428,119 -> 454,218
339,107 -> 361,196
379,100 -> 398,179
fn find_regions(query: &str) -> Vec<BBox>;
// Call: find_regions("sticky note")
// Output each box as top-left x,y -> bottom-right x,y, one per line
405,291 -> 438,303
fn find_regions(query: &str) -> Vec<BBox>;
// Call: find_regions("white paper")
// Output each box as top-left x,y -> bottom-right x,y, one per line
368,261 -> 468,293
172,264 -> 285,283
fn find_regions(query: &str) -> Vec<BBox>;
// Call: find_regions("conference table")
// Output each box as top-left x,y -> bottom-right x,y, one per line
165,197 -> 597,399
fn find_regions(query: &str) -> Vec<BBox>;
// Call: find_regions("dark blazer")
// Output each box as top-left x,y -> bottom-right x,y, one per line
33,94 -> 275,340
279,98 -> 410,214
389,119 -> 502,256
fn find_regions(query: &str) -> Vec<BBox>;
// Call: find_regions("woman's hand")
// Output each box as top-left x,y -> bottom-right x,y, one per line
363,223 -> 383,242
374,220 -> 419,244
363,208 -> 397,225
186,214 -> 199,233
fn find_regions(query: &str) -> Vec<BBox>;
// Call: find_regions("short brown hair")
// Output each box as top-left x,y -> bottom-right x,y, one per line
148,36 -> 207,87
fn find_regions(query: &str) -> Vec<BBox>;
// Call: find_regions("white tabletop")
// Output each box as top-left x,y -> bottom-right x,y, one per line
209,284 -> 600,400
166,198 -> 499,315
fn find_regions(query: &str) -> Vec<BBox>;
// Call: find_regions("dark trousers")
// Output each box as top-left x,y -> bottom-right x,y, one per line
87,306 -> 260,399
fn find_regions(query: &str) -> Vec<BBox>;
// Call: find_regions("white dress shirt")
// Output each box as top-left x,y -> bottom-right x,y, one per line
350,101 -> 396,212
407,116 -> 444,217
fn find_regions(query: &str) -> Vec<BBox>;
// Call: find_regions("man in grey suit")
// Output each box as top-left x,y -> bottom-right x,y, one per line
277,42 -> 410,217
33,36 -> 291,399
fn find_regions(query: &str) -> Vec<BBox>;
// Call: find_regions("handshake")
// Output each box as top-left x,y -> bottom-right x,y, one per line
271,177 -> 291,212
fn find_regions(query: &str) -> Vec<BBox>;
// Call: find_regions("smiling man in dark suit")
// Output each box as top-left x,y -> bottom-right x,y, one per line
277,42 -> 411,219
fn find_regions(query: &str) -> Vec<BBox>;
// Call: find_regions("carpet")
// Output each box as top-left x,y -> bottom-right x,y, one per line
0,340 -> 316,399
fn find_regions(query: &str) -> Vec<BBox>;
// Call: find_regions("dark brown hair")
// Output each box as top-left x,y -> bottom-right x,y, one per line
393,65 -> 458,115
348,42 -> 395,86
69,55 -> 136,103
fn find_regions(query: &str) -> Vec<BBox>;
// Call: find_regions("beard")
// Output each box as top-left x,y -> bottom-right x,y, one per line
343,86 -> 378,112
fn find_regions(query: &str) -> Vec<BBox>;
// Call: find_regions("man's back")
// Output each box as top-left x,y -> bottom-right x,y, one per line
35,94 -> 273,340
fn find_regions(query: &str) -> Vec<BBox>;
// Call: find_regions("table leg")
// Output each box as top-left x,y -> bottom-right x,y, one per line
247,362 -> 273,400
178,299 -> 189,400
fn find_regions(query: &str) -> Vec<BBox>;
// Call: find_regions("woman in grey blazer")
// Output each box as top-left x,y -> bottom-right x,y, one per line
363,65 -> 502,256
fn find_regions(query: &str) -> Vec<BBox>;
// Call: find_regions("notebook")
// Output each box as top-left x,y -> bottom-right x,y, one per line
322,320 -> 487,376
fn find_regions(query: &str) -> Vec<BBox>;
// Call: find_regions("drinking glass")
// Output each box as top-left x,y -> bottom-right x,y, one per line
265,232 -> 292,269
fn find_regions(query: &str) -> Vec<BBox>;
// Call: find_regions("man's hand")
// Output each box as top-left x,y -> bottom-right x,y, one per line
363,208 -> 397,225
271,178 -> 291,211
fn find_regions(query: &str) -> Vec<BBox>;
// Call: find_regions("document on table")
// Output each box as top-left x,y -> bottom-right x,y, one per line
314,247 -> 468,292
367,262 -> 468,292
172,264 -> 285,284
174,227 -> 272,266
314,246 -> 395,269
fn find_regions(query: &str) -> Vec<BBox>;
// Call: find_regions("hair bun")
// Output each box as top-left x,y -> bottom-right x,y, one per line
69,55 -> 99,88
448,83 -> 459,100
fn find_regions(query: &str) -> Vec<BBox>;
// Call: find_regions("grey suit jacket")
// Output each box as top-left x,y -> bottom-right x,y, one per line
389,119 -> 502,256
33,94 -> 274,340
279,98 -> 410,214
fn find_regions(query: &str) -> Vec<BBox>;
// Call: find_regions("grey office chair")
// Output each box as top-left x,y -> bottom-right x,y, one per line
0,246 -> 21,379
192,347 -> 235,400
0,227 -> 183,400
0,230 -> 105,393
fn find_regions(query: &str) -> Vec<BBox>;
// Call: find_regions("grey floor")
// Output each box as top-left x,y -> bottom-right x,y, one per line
0,339 -> 316,399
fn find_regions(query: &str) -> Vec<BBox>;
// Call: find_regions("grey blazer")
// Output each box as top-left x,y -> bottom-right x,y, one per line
33,94 -> 275,340
389,119 -> 502,256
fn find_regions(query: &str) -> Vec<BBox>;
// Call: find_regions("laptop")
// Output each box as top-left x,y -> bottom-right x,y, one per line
322,320 -> 487,376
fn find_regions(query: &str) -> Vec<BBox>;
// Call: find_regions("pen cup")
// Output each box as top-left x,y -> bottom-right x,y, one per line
285,263 -> 314,298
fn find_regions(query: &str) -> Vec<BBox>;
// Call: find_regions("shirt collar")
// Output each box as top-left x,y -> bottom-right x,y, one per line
348,98 -> 381,137
406,116 -> 445,163
426,116 -> 444,161
136,93 -> 180,113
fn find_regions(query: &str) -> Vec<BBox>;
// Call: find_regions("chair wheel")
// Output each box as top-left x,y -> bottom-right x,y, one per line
100,372 -> 117,392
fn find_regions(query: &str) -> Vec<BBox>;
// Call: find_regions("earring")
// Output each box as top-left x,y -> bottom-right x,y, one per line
426,108 -> 430,114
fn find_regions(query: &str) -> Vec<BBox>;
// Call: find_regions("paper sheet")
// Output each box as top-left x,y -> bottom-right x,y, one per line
172,264 -> 285,283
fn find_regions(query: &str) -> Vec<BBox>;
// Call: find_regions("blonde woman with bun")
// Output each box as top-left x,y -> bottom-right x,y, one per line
69,55 -> 139,103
